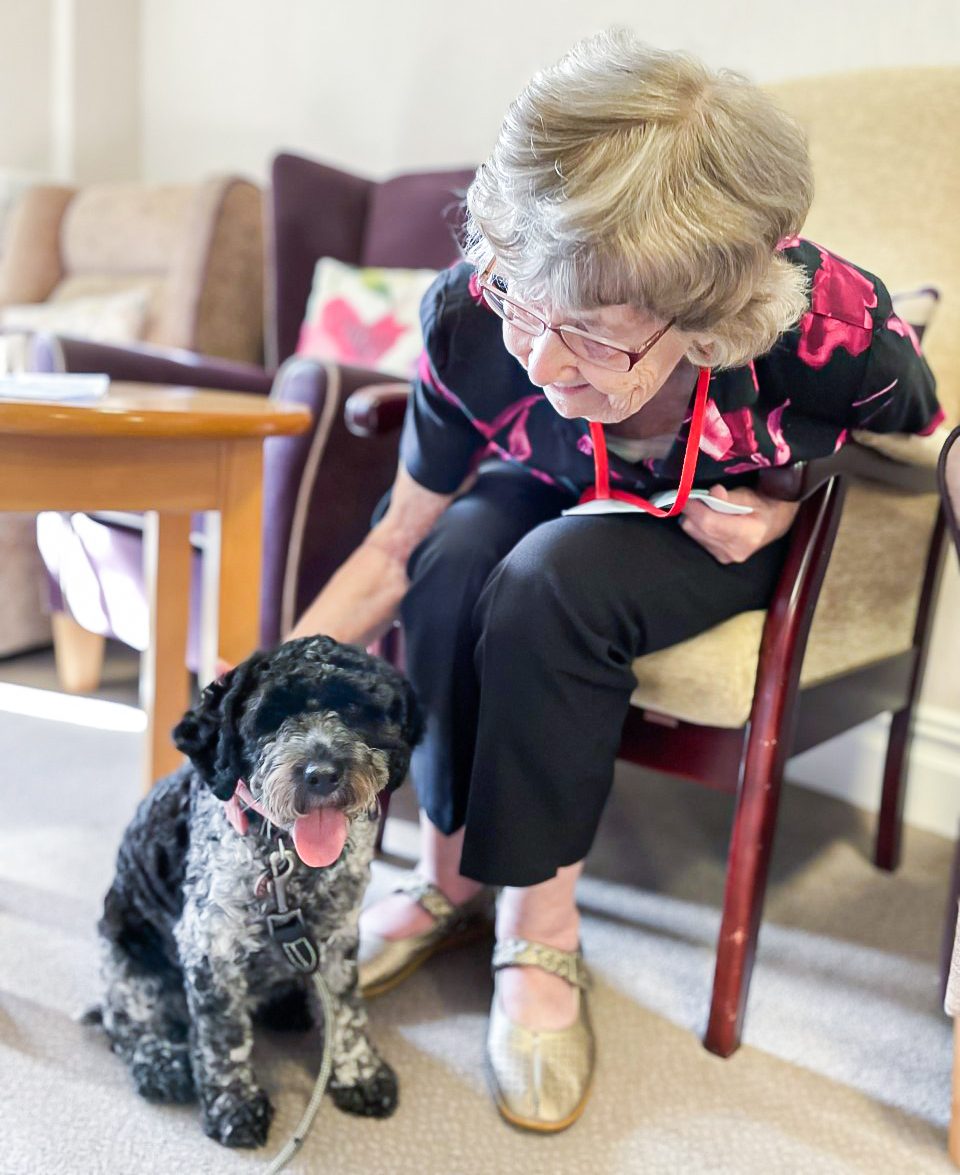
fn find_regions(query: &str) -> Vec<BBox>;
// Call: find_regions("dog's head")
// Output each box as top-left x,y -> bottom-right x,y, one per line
172,635 -> 422,865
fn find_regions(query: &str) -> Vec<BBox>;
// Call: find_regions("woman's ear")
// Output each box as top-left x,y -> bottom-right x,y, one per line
685,335 -> 719,369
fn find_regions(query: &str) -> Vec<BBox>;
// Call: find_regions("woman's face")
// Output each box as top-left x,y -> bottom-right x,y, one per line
500,301 -> 692,425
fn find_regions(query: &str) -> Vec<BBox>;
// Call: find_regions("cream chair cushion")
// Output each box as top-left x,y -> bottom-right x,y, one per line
630,484 -> 940,727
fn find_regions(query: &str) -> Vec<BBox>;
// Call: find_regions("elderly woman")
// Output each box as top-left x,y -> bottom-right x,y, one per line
289,31 -> 940,1130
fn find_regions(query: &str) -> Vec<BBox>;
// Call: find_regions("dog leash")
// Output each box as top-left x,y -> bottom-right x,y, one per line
256,835 -> 336,1174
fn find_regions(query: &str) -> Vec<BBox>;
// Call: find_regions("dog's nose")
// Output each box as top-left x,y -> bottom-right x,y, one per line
303,762 -> 340,796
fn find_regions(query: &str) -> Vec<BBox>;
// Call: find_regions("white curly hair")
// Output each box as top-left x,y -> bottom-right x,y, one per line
463,29 -> 814,369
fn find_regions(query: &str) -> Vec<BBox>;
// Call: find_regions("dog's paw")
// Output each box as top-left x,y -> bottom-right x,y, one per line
131,1039 -> 195,1104
201,1085 -> 273,1148
330,1060 -> 398,1119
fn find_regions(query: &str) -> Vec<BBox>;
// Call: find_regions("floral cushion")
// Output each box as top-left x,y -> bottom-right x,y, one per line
296,258 -> 438,379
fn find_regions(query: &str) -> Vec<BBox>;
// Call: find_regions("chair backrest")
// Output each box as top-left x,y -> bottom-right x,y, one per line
766,68 -> 960,689
267,153 -> 476,370
768,68 -> 960,419
0,177 -> 264,363
940,425 -> 960,561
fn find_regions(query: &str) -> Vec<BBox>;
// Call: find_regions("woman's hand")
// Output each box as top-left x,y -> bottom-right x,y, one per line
679,484 -> 800,564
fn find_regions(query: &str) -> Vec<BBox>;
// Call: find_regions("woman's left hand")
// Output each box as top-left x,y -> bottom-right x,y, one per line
679,484 -> 800,564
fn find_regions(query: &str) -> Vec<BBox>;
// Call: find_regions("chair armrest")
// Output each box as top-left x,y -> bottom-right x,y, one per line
29,333 -> 273,394
259,359 -> 404,644
344,382 -> 411,437
757,443 -> 938,502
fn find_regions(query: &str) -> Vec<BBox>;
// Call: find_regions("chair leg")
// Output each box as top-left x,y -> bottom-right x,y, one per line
951,1019 -> 960,1167
875,705 -> 914,871
51,612 -> 106,694
705,753 -> 786,1058
374,790 -> 391,854
876,510 -> 947,871
943,825 -> 960,1004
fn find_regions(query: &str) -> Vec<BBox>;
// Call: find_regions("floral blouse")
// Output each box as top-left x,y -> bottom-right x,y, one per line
399,240 -> 942,500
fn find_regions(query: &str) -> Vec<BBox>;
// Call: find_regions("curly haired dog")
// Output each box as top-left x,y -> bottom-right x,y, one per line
88,635 -> 422,1148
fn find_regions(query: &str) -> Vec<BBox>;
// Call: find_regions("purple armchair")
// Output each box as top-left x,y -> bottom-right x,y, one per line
34,154 -> 476,686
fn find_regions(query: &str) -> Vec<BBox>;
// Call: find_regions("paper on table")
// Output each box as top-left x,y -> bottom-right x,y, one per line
0,373 -> 110,402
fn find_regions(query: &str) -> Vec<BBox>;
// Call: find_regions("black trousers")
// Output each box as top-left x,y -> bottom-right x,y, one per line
399,465 -> 791,887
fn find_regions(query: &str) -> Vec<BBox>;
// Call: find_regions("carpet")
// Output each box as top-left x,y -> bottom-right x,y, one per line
0,653 -> 955,1173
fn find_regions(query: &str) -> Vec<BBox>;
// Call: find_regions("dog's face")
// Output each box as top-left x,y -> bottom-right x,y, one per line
172,636 -> 422,865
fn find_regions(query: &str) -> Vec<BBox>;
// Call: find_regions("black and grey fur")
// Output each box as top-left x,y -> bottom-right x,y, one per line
89,635 -> 422,1148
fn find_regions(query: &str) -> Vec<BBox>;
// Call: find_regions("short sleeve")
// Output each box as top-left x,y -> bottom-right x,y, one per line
848,309 -> 942,436
399,269 -> 485,494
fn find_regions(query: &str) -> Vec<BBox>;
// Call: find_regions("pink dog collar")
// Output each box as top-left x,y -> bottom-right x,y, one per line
223,779 -> 270,836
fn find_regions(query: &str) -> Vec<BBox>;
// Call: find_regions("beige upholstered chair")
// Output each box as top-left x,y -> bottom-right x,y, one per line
618,68 -> 959,1054
0,175 -> 264,668
0,176 -> 264,362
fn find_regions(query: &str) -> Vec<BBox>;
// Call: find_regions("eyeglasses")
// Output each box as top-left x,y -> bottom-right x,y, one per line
476,258 -> 675,373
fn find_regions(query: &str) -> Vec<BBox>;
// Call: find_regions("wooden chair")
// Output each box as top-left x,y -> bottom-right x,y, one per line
938,425 -> 960,1164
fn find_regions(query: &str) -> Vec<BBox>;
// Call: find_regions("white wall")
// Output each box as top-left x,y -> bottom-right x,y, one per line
66,0 -> 140,182
139,0 -> 960,183
0,1 -> 54,175
0,0 -> 139,186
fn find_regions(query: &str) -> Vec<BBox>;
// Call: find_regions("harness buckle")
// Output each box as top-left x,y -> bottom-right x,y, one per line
266,908 -> 320,974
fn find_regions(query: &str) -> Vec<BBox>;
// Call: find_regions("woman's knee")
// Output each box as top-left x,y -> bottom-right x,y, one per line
471,520 -> 610,646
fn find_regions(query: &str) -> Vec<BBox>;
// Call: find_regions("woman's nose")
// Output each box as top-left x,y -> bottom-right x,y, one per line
524,329 -> 581,387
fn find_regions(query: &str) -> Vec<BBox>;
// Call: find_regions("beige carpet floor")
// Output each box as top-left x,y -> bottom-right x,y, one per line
0,645 -> 956,1174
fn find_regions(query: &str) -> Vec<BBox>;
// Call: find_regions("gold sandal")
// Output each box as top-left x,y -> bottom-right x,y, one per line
358,874 -> 494,998
486,938 -> 595,1132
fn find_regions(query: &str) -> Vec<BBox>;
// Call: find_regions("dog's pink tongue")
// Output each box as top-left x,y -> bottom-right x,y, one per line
292,808 -> 348,867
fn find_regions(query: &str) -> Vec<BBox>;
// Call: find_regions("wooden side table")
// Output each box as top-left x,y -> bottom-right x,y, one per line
0,382 -> 311,788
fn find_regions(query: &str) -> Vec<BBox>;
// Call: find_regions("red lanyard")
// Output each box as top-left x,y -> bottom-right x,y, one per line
578,365 -> 711,517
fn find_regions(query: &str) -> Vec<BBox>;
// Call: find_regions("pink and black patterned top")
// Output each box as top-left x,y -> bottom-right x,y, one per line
400,239 -> 942,498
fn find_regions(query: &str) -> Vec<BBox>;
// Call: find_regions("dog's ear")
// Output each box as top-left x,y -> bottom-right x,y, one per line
391,678 -> 424,754
376,675 -> 423,792
173,656 -> 266,799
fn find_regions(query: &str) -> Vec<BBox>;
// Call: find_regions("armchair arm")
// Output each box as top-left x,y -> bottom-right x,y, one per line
344,381 -> 410,437
29,333 -> 273,394
260,359 -> 405,645
757,443 -> 938,502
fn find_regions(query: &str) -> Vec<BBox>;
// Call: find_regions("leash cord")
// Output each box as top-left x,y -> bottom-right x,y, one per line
263,970 -> 336,1175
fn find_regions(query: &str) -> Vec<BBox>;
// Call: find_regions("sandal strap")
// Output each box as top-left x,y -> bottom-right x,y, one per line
393,874 -> 457,922
492,938 -> 591,990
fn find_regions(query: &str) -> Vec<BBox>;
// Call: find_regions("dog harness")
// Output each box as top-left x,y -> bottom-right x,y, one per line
223,779 -> 337,1174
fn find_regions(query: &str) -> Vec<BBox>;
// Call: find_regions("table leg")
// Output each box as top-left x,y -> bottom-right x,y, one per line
217,439 -> 264,667
140,510 -> 192,791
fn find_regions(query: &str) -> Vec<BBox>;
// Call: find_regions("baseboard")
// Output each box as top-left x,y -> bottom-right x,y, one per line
786,703 -> 960,840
